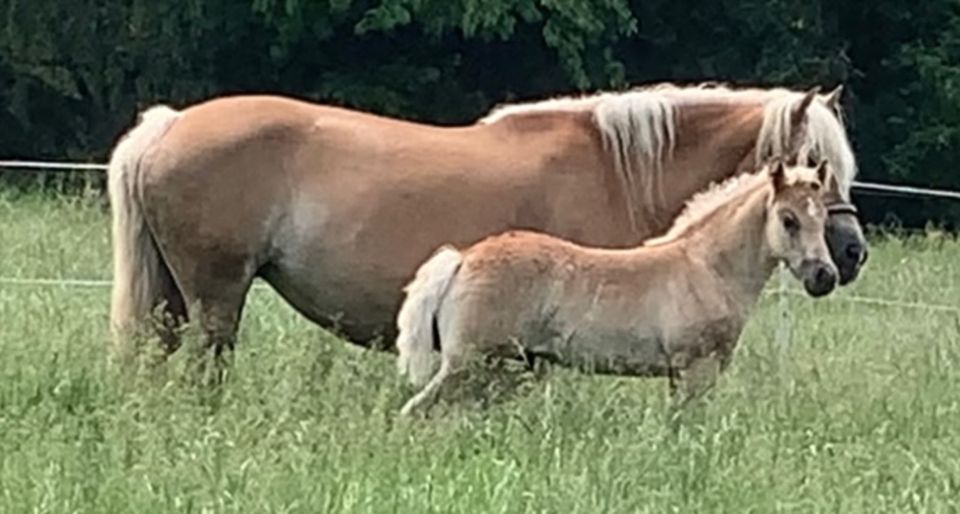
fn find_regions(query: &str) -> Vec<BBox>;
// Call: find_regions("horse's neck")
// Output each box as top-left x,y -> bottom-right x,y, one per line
683,187 -> 778,311
647,103 -> 766,235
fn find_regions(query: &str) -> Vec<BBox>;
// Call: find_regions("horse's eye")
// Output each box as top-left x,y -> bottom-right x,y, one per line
782,213 -> 800,233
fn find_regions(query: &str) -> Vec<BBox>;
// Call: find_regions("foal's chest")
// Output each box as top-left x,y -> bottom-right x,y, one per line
660,315 -> 745,366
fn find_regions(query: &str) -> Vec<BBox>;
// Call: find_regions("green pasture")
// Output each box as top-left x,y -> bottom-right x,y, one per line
0,193 -> 958,513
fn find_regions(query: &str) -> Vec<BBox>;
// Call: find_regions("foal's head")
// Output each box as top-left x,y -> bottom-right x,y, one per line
765,159 -> 837,297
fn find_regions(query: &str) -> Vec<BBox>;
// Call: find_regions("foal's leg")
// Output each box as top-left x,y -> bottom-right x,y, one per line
674,353 -> 722,406
399,358 -> 462,416
400,337 -> 470,416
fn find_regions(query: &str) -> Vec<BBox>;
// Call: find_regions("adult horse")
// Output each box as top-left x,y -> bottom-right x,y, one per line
107,82 -> 867,365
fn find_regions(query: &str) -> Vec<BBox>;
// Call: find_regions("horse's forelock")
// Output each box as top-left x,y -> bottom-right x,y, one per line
756,93 -> 857,201
803,101 -> 857,197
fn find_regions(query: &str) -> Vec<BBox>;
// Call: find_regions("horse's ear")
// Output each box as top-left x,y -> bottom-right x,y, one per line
771,160 -> 788,193
823,85 -> 843,112
791,86 -> 821,126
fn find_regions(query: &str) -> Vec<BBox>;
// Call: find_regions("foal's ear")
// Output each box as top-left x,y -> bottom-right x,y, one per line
791,86 -> 821,126
771,160 -> 788,193
815,160 -> 830,187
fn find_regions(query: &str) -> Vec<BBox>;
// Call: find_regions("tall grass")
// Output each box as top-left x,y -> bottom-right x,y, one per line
1,193 -> 958,513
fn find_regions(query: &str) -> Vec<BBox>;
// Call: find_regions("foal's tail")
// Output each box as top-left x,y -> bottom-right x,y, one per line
396,246 -> 463,387
107,105 -> 182,349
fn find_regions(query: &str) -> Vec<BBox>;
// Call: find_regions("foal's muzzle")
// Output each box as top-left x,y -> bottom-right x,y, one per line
800,259 -> 838,298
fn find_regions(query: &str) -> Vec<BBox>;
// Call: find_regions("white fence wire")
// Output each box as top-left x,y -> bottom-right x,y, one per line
2,159 -> 959,345
1,275 -> 956,314
0,160 -> 108,171
0,276 -> 271,291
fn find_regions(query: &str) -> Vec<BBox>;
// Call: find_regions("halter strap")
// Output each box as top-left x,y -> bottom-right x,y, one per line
826,202 -> 858,216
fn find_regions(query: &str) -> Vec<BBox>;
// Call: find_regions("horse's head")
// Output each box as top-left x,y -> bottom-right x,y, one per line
765,159 -> 838,297
752,85 -> 868,285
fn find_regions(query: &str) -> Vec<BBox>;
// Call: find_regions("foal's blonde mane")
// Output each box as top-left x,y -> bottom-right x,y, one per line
641,168 -> 769,247
641,162 -> 824,247
480,82 -> 858,229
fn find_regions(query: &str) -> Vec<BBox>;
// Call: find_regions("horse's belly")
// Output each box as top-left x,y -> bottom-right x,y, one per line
260,260 -> 402,344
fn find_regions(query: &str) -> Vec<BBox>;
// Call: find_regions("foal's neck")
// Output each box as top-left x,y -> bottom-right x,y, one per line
684,186 -> 778,311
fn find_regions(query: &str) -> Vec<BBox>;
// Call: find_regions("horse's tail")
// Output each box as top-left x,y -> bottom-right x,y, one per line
396,246 -> 463,387
107,105 -> 183,349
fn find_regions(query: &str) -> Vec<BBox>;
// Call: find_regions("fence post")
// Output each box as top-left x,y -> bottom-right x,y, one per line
775,263 -> 792,352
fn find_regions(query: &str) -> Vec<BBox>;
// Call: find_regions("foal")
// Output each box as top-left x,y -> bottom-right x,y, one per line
395,160 -> 837,415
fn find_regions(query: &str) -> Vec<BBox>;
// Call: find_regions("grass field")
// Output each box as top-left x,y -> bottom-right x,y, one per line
1,192 -> 959,513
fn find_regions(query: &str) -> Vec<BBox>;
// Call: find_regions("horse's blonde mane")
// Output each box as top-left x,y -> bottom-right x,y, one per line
479,82 -> 858,228
477,82 -> 786,124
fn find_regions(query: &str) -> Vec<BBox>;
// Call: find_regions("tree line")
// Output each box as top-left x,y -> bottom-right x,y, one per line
1,0 -> 958,226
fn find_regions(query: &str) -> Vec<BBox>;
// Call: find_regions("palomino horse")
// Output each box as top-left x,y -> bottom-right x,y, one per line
396,159 -> 836,415
107,83 -> 866,368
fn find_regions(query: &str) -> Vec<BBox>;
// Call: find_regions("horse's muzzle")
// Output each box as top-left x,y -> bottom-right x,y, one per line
826,205 -> 868,286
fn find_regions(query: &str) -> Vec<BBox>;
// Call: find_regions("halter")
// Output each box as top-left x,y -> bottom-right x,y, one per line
826,202 -> 858,217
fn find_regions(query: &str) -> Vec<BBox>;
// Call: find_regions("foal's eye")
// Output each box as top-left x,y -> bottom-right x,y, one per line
782,213 -> 800,233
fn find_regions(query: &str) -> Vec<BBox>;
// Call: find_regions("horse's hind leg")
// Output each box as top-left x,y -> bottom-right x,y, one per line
155,261 -> 188,355
172,257 -> 256,385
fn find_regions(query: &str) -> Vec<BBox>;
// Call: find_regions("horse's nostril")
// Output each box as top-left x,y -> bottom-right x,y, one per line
845,242 -> 864,261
